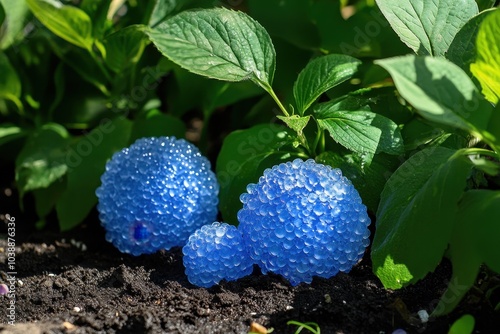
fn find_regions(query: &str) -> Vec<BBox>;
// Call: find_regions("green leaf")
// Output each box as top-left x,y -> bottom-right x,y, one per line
0,2 -> 5,27
147,8 -> 276,90
148,0 -> 179,27
33,178 -> 66,218
216,124 -> 301,225
276,115 -> 311,135
0,52 -> 22,110
470,8 -> 500,105
80,0 -> 111,39
448,314 -> 475,334
376,55 -> 494,137
129,109 -> 186,144
372,147 -> 472,289
433,190 -> 500,316
15,123 -> 70,195
0,0 -> 29,49
56,117 -> 132,231
447,9 -> 495,76
375,0 -> 478,56
315,102 -> 404,162
293,54 -> 362,115
0,124 -> 29,147
26,0 -> 94,50
316,151 -> 399,213
103,25 -> 149,73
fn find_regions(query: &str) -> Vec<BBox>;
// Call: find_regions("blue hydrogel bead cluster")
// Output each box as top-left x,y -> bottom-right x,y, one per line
238,159 -> 371,286
182,222 -> 254,288
96,137 -> 219,256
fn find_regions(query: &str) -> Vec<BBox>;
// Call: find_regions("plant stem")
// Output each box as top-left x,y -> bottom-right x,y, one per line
267,87 -> 290,117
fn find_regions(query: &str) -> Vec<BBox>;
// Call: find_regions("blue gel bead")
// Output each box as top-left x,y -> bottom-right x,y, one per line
96,137 -> 219,256
238,159 -> 371,286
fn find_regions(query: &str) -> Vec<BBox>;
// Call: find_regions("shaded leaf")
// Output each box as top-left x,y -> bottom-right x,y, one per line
376,55 -> 493,137
375,0 -> 478,56
56,118 -> 132,231
293,54 -> 361,115
216,124 -> 301,225
0,0 -> 29,49
372,147 -> 472,289
447,9 -> 494,76
104,25 -> 149,73
129,109 -> 186,144
0,52 -> 22,110
15,123 -> 69,195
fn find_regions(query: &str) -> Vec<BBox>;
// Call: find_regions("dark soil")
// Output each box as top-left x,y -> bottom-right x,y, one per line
1,212 -> 499,334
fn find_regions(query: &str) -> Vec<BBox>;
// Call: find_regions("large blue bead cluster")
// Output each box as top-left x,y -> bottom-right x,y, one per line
182,222 -> 254,288
238,159 -> 370,286
96,137 -> 219,256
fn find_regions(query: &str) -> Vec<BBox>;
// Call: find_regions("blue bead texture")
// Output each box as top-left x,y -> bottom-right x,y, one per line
238,159 -> 371,286
96,137 -> 219,256
182,222 -> 254,288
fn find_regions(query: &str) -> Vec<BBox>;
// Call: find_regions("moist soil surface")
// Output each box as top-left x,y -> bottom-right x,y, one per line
0,215 -> 499,334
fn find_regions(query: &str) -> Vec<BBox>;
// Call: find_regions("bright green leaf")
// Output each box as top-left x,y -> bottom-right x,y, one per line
315,102 -> 404,163
15,123 -> 70,195
26,0 -> 94,50
56,117 -> 132,231
448,314 -> 475,334
147,8 -> 276,90
293,54 -> 362,115
375,0 -> 478,56
470,8 -> 500,104
0,52 -> 22,110
276,115 -> 311,135
129,109 -> 186,143
0,124 -> 29,147
0,0 -> 29,49
216,124 -> 301,225
447,9 -> 495,76
376,55 -> 493,136
372,147 -> 472,289
104,25 -> 149,73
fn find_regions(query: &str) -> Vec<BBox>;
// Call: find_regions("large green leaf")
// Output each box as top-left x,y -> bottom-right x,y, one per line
80,0 -> 111,39
293,54 -> 362,115
216,124 -> 301,225
375,0 -> 478,56
0,52 -> 22,110
432,190 -> 500,316
0,0 -> 29,49
470,8 -> 500,105
26,0 -> 94,50
376,55 -> 494,138
315,101 -> 404,163
446,9 -> 495,76
147,8 -> 276,90
56,118 -> 132,231
103,25 -> 149,73
372,147 -> 472,289
15,123 -> 70,195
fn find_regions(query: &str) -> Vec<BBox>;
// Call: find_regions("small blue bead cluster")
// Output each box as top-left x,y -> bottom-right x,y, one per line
182,222 -> 254,288
238,159 -> 370,286
96,137 -> 219,256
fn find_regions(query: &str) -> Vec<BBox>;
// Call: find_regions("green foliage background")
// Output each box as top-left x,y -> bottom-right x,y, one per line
1,0 -> 499,317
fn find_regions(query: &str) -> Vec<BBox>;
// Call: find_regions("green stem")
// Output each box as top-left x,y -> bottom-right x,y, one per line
267,87 -> 290,117
463,148 -> 500,160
